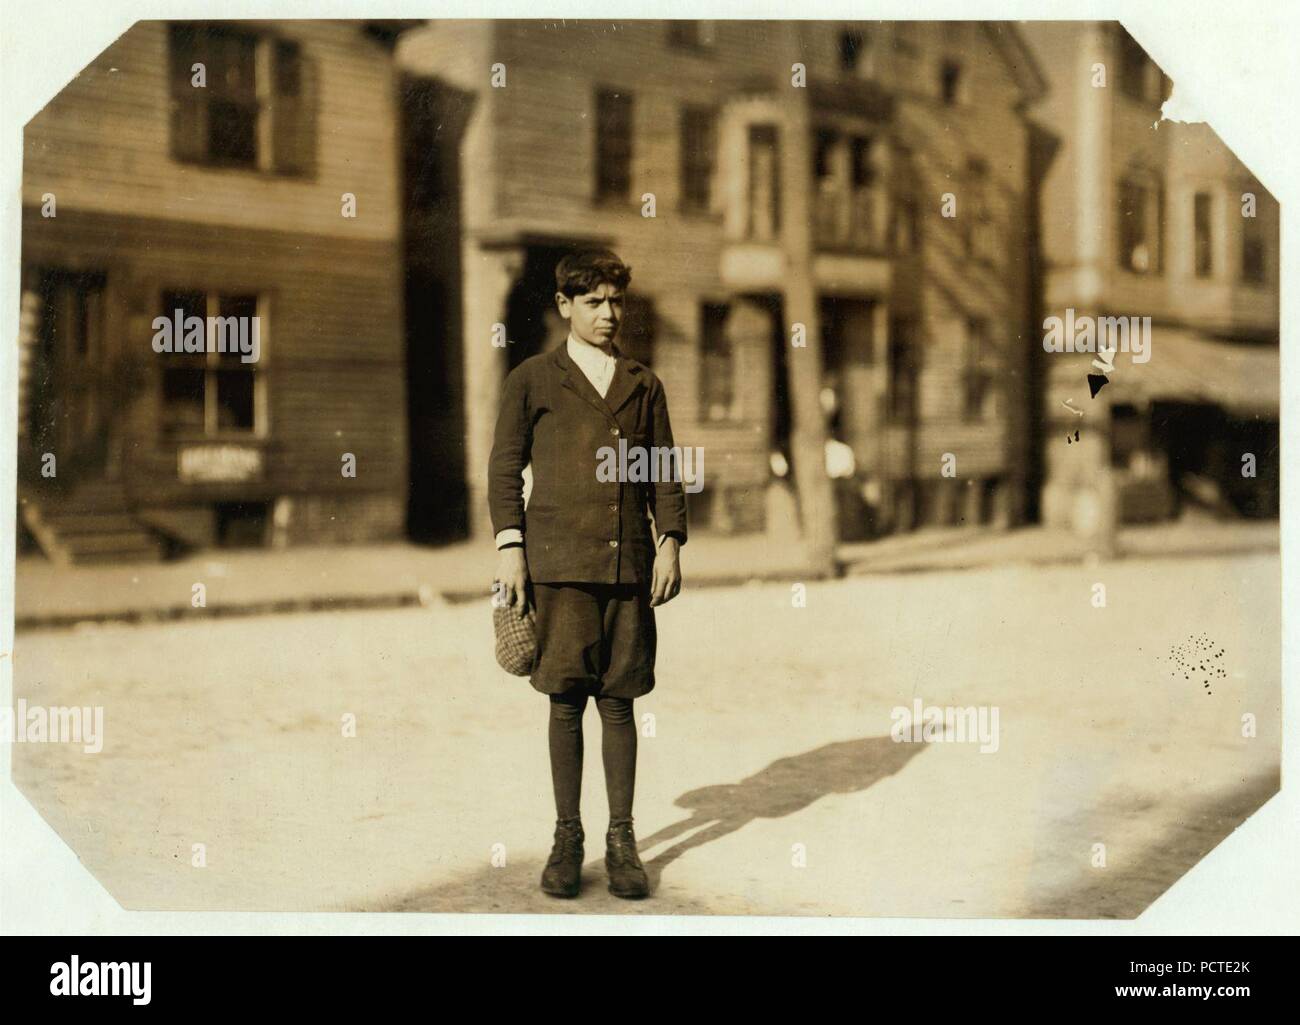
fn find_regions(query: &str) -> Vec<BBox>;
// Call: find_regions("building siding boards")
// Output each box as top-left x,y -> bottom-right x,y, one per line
25,18 -> 1053,557
434,19 -> 1040,533
21,20 -> 407,548
1022,22 -> 1280,528
23,21 -> 402,241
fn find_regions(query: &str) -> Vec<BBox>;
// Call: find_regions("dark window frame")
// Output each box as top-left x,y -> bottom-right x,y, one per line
962,317 -> 996,423
887,317 -> 920,425
1116,169 -> 1165,276
940,59 -> 964,105
679,104 -> 717,215
595,88 -> 634,203
1193,191 -> 1214,278
157,288 -> 266,439
168,23 -> 316,177
1240,196 -> 1266,284
667,21 -> 716,50
746,123 -> 782,241
699,301 -> 735,421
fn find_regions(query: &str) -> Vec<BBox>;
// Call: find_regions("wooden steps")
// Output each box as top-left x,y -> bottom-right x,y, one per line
19,484 -> 167,565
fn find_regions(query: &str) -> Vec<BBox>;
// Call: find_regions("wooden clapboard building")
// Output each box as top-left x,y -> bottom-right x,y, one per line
396,20 -> 1047,543
19,20 -> 409,561
1023,23 -> 1280,529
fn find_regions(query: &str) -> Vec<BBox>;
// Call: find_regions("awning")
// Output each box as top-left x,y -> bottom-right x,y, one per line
1106,327 -> 1280,417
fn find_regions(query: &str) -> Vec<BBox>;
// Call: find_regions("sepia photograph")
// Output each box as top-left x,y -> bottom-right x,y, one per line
3,12 -> 1286,925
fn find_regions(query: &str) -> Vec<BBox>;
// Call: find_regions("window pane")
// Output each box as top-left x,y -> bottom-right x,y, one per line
160,290 -> 206,354
840,31 -> 866,72
940,61 -> 962,104
1241,214 -> 1265,283
680,107 -> 715,212
851,136 -> 875,188
210,27 -> 257,101
162,290 -> 206,323
162,367 -> 206,434
215,368 -> 256,430
1118,33 -> 1151,102
1118,176 -> 1160,273
888,318 -> 919,424
209,98 -> 258,166
747,124 -> 780,240
596,90 -> 632,200
274,40 -> 302,97
700,303 -> 733,419
214,294 -> 258,365
1193,193 -> 1213,277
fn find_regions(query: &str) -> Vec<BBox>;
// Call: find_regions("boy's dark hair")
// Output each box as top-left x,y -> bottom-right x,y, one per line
555,248 -> 632,298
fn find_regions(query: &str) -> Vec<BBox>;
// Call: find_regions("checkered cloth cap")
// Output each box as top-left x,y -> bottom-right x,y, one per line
493,600 -> 538,676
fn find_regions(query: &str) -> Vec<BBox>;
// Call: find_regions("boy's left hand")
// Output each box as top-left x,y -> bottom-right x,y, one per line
650,537 -> 682,606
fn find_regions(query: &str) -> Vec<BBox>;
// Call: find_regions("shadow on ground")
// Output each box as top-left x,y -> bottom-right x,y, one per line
378,735 -> 925,914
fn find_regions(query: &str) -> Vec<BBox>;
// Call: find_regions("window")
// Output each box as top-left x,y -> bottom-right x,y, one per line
168,24 -> 315,175
821,298 -> 876,370
43,272 -> 105,362
667,21 -> 716,49
812,129 -> 880,251
940,60 -> 963,105
595,89 -> 633,202
158,290 -> 264,437
680,105 -> 716,214
747,124 -> 781,241
964,157 -> 997,262
850,136 -> 879,248
962,318 -> 996,422
1193,192 -> 1213,278
1241,203 -> 1265,284
840,30 -> 872,75
1117,171 -> 1164,274
813,128 -> 841,246
887,317 -> 920,425
891,195 -> 920,253
1117,31 -> 1162,104
699,303 -> 734,421
850,136 -> 876,189
28,271 -> 107,449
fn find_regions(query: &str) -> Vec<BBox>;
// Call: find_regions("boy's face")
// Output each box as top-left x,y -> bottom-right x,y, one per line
556,282 -> 623,348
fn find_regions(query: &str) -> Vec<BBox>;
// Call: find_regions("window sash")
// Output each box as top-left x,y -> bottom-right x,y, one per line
1193,192 -> 1214,277
596,91 -> 633,199
169,25 -> 313,175
1118,174 -> 1163,274
699,303 -> 734,419
159,290 -> 264,437
1240,208 -> 1266,283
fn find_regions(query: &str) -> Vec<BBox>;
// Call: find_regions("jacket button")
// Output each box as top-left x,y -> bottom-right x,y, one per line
609,503 -> 617,512
609,540 -> 619,548
610,427 -> 620,436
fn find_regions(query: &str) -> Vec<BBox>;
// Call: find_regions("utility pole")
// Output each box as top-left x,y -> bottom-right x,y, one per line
779,20 -> 838,577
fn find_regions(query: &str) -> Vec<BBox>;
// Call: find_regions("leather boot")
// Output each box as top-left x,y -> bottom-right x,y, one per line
540,818 -> 584,897
605,820 -> 649,899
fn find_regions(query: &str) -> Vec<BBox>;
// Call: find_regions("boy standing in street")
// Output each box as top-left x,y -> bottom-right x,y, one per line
489,248 -> 687,899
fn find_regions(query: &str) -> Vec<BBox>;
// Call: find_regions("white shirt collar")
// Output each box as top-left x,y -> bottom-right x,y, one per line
566,331 -> 616,366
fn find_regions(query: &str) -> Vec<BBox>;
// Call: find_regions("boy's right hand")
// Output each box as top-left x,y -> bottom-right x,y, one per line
494,546 -> 531,618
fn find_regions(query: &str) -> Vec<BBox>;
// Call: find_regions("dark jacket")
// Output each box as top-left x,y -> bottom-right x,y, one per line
488,340 -> 688,584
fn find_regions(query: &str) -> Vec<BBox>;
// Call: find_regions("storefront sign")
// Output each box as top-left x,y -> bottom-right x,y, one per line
178,445 -> 263,483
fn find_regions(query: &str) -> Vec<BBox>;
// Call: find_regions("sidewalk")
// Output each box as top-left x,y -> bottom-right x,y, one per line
11,516 -> 1278,630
